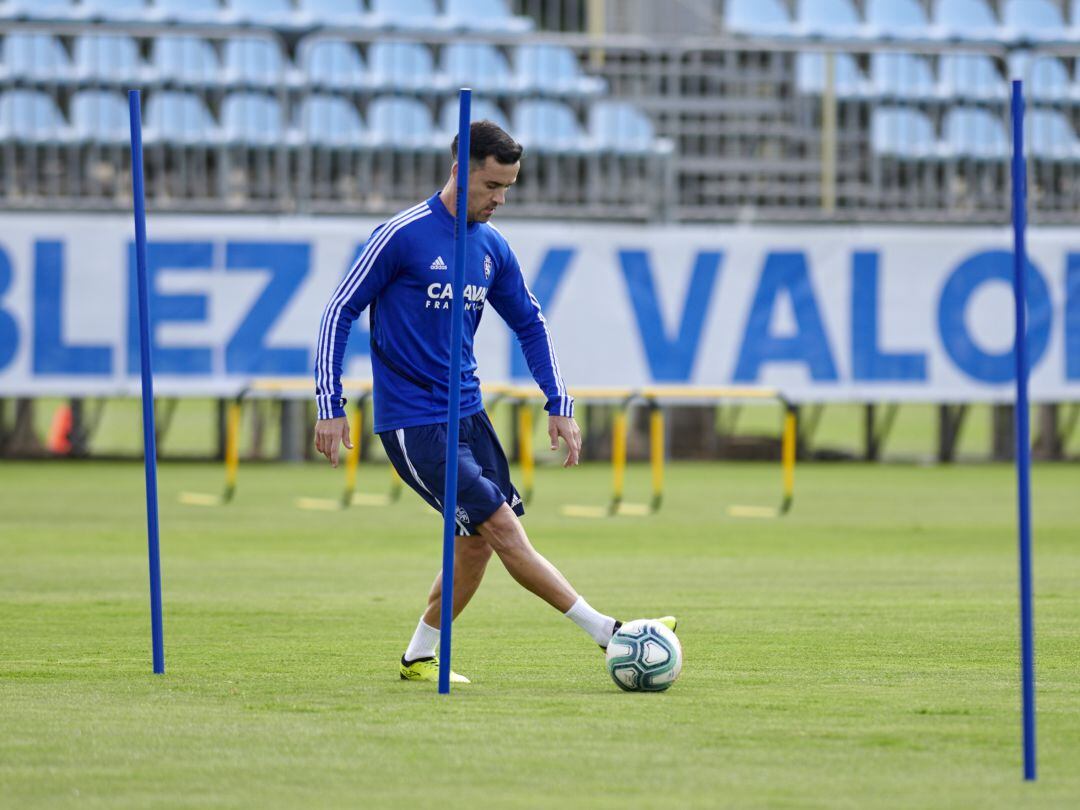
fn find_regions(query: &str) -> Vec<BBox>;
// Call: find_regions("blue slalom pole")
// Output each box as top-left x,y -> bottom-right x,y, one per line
439,88 -> 471,695
1010,79 -> 1036,781
128,90 -> 165,675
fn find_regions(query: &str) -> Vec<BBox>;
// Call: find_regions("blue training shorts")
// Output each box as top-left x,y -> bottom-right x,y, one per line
379,410 -> 525,537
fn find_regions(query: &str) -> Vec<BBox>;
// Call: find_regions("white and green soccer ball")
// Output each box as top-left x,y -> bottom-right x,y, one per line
605,619 -> 682,692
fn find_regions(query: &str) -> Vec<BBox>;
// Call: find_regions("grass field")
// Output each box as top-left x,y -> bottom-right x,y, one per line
2,459 -> 1079,808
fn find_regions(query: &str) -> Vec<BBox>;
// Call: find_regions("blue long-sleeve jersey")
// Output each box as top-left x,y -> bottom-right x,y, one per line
315,193 -> 574,433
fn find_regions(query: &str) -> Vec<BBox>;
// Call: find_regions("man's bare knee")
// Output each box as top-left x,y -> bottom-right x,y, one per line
478,504 -> 527,554
457,535 -> 493,566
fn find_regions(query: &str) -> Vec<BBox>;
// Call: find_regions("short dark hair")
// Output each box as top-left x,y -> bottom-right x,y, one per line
450,120 -> 523,165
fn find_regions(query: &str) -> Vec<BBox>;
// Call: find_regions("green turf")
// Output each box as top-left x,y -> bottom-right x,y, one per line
2,460 -> 1079,808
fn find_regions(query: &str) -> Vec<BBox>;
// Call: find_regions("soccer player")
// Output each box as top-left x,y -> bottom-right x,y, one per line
314,121 -> 674,683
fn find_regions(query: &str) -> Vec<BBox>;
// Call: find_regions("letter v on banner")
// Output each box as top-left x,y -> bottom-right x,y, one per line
618,250 -> 722,381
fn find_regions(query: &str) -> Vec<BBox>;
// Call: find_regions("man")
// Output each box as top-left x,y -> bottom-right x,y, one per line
314,120 -> 674,683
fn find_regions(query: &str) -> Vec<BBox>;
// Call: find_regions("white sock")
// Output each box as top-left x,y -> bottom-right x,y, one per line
404,618 -> 440,662
564,596 -> 617,646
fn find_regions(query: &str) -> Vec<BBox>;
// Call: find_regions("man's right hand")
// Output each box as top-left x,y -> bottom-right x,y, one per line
314,416 -> 353,468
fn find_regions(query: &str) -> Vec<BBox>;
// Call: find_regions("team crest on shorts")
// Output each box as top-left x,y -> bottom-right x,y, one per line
456,506 -> 470,524
483,254 -> 492,279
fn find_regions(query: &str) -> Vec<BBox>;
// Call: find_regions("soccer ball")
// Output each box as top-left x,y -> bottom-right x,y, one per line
605,619 -> 682,692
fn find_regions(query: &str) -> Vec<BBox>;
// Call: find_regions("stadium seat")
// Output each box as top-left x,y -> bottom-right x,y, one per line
0,90 -> 68,142
871,53 -> 937,100
370,0 -> 446,31
443,0 -> 534,34
83,0 -> 146,22
0,0 -> 80,21
588,101 -> 660,154
302,40 -> 367,90
143,91 -> 220,144
512,99 -> 590,153
932,0 -> 999,41
514,45 -> 606,97
74,34 -> 142,83
367,96 -> 438,149
152,36 -> 221,85
796,0 -> 863,39
439,97 -> 509,137
71,90 -> 130,143
297,0 -> 371,27
795,52 -> 866,97
226,0 -> 297,28
870,108 -> 937,158
222,38 -> 287,88
724,0 -> 793,36
1,33 -> 71,81
1002,0 -> 1064,43
1029,110 -> 1080,159
155,0 -> 224,25
1009,53 -> 1070,101
367,42 -> 436,92
297,94 -> 366,147
944,107 -> 1009,158
440,43 -> 514,94
222,93 -> 284,145
939,54 -> 1007,100
863,0 -> 929,39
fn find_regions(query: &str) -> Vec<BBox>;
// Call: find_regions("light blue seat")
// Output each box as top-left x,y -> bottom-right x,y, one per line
864,0 -> 929,39
1009,53 -> 1070,101
155,0 -> 224,25
871,108 -> 937,158
74,35 -> 142,82
144,91 -> 220,145
933,0 -> 999,41
795,52 -> 866,97
297,94 -> 366,147
223,38 -> 287,87
367,42 -> 436,92
1029,110 -> 1079,159
588,101 -> 658,154
222,93 -> 284,146
438,98 -> 509,137
1,33 -> 71,81
944,107 -> 1009,158
440,43 -> 514,93
512,99 -> 589,153
0,90 -> 69,142
514,45 -> 605,96
939,54 -> 1006,100
443,0 -> 534,34
297,0 -> 371,27
1002,0 -> 1064,43
1,0 -> 80,21
871,53 -> 936,99
71,90 -> 130,143
725,0 -> 793,36
226,0 -> 297,27
367,96 -> 438,149
83,0 -> 146,22
370,0 -> 445,31
152,36 -> 221,85
797,0 -> 863,38
302,40 -> 366,89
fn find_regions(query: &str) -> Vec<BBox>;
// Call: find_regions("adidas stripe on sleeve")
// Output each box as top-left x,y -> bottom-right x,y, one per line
314,203 -> 428,420
486,245 -> 574,419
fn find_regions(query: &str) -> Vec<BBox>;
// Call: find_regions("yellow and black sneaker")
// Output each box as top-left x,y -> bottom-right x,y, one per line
399,655 -> 470,684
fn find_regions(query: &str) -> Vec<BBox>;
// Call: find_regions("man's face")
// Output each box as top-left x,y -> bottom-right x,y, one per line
460,156 -> 519,223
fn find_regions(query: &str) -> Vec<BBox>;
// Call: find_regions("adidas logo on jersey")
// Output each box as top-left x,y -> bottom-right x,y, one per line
430,256 -> 447,271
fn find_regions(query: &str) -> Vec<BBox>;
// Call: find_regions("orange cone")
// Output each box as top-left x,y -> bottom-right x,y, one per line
47,404 -> 73,455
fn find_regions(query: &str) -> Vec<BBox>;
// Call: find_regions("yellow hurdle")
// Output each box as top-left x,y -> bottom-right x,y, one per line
517,402 -> 535,504
179,397 -> 243,507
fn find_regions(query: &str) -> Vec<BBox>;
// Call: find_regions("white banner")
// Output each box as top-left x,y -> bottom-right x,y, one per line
0,213 -> 1077,402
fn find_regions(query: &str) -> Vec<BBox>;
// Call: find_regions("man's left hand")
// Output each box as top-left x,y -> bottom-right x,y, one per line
548,415 -> 581,468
